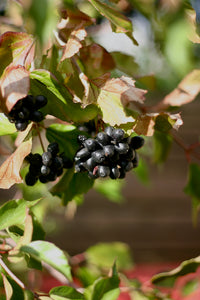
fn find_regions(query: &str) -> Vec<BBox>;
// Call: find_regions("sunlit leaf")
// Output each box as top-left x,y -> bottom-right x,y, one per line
21,241 -> 72,281
88,0 -> 138,44
2,274 -> 13,300
94,178 -> 125,203
0,138 -> 32,189
152,256 -> 200,286
50,286 -> 84,300
0,113 -> 16,136
0,66 -> 30,114
2,274 -> 24,300
0,198 -> 40,230
0,31 -> 34,77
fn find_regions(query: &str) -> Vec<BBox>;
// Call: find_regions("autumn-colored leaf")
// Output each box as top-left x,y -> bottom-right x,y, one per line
0,31 -> 35,77
0,66 -> 30,114
80,44 -> 115,78
61,23 -> 87,60
134,112 -> 183,136
0,138 -> 32,189
153,70 -> 200,111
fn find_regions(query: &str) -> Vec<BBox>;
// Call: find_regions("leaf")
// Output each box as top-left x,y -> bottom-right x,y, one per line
153,131 -> 173,164
2,274 -> 24,300
90,263 -> 120,300
151,256 -> 200,286
96,75 -> 147,126
133,158 -> 150,185
0,31 -> 34,77
0,138 -> 32,189
0,113 -> 16,136
2,274 -> 13,300
134,112 -> 183,136
94,178 -> 125,203
184,163 -> 200,224
111,52 -> 139,77
88,0 -> 138,45
80,44 -> 115,78
0,66 -> 30,114
46,124 -> 81,160
86,242 -> 133,270
0,198 -> 40,230
154,69 -> 200,111
50,286 -> 84,300
182,279 -> 199,296
61,23 -> 87,60
30,69 -> 99,122
21,241 -> 72,281
51,169 -> 94,205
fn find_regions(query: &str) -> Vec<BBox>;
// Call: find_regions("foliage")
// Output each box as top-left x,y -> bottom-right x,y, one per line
0,0 -> 200,299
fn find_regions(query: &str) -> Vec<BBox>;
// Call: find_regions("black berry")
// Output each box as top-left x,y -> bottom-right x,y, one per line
25,173 -> 38,186
35,95 -> 48,109
42,152 -> 52,166
29,110 -> 44,122
47,142 -> 59,156
15,120 -> 28,131
130,136 -> 145,150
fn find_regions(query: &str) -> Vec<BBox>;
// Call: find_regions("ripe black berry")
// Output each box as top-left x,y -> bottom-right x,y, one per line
35,95 -> 48,109
130,136 -> 145,150
112,128 -> 125,142
42,152 -> 52,166
47,142 -> 59,156
52,157 -> 63,170
98,165 -> 110,178
29,110 -> 44,122
91,150 -> 105,163
110,166 -> 120,179
83,157 -> 96,171
103,145 -> 115,157
104,126 -> 114,137
15,120 -> 28,131
77,135 -> 87,145
84,138 -> 99,151
41,165 -> 50,175
75,148 -> 90,161
132,152 -> 139,168
25,173 -> 38,186
18,107 -> 30,120
114,143 -> 129,154
96,132 -> 111,145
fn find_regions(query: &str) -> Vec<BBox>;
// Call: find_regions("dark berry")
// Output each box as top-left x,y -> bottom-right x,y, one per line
121,148 -> 135,161
15,120 -> 28,131
56,168 -> 63,177
132,152 -> 139,168
112,128 -> 125,142
78,125 -> 89,132
75,161 -> 86,172
83,157 -> 96,172
41,165 -> 50,175
75,148 -> 90,161
29,164 -> 41,177
46,170 -> 57,181
23,95 -> 36,109
18,107 -> 30,120
52,157 -> 63,170
30,153 -> 42,167
119,168 -> 126,179
25,173 -> 38,186
84,138 -> 99,151
13,100 -> 23,111
42,152 -> 52,166
104,126 -> 114,137
109,151 -> 120,163
77,135 -> 87,145
121,161 -> 133,172
39,175 -> 49,183
114,143 -> 129,154
91,150 -> 105,163
110,166 -> 120,179
88,171 -> 99,179
35,95 -> 48,109
96,132 -> 111,145
103,145 -> 115,157
29,110 -> 44,122
130,136 -> 145,150
47,142 -> 59,156
97,165 -> 110,178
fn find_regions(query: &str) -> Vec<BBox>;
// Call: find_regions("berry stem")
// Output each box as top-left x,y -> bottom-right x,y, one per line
35,125 -> 45,152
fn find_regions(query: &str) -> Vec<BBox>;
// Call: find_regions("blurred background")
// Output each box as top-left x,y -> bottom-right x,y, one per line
1,0 -> 200,266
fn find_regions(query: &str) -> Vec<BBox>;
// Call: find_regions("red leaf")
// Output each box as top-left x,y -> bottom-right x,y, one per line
0,66 -> 30,113
0,31 -> 35,77
0,139 -> 32,189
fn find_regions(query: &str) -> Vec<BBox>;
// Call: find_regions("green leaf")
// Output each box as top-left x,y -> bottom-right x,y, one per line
0,114 -> 16,136
182,279 -> 199,296
133,157 -> 150,185
88,0 -> 138,45
151,255 -> 200,286
91,263 -> 120,300
184,163 -> 200,225
3,275 -> 24,300
86,242 -> 133,270
94,178 -> 125,203
51,169 -> 94,205
153,131 -> 173,164
0,198 -> 40,230
30,70 -> 99,122
111,52 -> 139,77
21,241 -> 72,281
50,286 -> 84,300
46,124 -> 80,160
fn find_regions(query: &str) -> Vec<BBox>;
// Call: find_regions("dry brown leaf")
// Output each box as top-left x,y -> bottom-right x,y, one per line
61,24 -> 87,60
134,114 -> 155,136
153,70 -> 200,111
0,66 -> 30,113
0,138 -> 32,189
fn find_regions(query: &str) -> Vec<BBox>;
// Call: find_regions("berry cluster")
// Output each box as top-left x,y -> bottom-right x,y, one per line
7,95 -> 48,131
25,142 -> 73,186
74,126 -> 144,180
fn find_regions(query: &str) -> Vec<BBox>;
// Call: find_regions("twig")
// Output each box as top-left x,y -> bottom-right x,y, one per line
35,125 -> 45,152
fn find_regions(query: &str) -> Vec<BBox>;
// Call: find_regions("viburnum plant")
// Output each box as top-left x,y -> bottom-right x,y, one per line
0,0 -> 200,299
